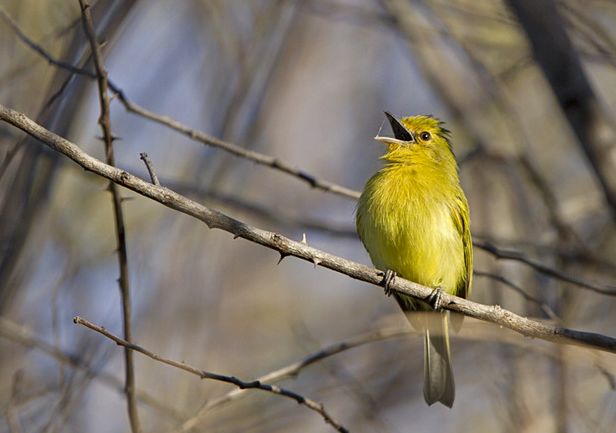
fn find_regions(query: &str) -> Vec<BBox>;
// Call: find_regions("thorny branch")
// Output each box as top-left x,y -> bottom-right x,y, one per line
77,2 -> 140,432
1,104 -> 616,354
73,316 -> 349,433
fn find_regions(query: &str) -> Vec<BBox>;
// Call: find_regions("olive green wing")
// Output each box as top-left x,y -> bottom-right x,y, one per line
449,190 -> 472,332
451,190 -> 473,300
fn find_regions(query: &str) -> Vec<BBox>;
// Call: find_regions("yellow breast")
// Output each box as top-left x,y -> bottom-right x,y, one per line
356,164 -> 466,295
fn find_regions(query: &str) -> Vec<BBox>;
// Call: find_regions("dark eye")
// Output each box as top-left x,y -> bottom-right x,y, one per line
419,131 -> 431,141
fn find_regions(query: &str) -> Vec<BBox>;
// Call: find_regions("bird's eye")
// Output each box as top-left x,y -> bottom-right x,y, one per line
419,131 -> 431,141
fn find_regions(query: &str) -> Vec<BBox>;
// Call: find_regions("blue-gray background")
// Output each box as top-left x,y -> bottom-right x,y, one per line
1,1 -> 616,432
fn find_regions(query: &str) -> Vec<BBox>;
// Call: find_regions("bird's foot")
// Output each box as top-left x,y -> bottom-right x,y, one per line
380,269 -> 397,297
427,287 -> 444,310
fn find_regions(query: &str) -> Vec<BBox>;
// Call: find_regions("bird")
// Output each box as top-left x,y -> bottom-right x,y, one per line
355,112 -> 472,407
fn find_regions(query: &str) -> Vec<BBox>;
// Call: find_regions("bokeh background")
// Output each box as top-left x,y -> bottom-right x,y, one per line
1,0 -> 616,432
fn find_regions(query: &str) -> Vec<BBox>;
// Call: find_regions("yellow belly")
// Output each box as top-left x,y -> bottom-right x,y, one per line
356,166 -> 465,297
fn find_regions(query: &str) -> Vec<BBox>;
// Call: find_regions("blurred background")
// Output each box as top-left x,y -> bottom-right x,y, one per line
1,0 -> 616,432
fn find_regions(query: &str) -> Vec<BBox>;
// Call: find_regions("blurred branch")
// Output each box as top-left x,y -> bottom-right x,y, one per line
0,316 -> 186,421
178,315 -> 616,432
5,372 -> 23,433
73,316 -> 349,433
475,270 -> 559,321
0,7 -> 93,78
0,6 -> 359,200
173,327 -> 412,433
560,1 -> 616,67
108,84 -> 361,199
2,104 -> 616,354
474,240 -> 616,296
507,0 -> 616,222
77,2 -> 140,432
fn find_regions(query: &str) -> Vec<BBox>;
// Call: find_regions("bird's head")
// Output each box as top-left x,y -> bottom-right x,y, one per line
375,112 -> 454,164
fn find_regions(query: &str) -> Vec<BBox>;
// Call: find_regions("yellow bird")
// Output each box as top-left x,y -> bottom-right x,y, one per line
356,112 -> 472,407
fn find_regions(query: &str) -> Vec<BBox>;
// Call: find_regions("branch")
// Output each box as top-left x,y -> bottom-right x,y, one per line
73,316 -> 349,433
1,104 -> 616,354
77,2 -> 140,432
139,152 -> 160,186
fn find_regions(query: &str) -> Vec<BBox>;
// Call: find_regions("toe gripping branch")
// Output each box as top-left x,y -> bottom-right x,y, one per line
427,287 -> 445,310
381,269 -> 397,297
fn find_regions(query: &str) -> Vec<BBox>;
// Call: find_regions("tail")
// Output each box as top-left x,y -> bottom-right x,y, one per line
423,312 -> 455,407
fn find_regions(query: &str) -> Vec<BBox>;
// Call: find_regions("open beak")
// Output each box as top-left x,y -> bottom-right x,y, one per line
374,111 -> 415,145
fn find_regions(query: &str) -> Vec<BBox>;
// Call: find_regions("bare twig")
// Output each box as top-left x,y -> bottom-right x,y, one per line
77,2 -> 140,432
139,152 -> 160,186
73,316 -> 349,433
2,104 -> 616,354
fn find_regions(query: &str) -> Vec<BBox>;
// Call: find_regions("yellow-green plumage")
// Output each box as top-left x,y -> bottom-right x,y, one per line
356,114 -> 472,408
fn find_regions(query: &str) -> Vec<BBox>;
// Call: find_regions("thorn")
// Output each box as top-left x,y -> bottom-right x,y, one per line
301,233 -> 307,244
233,234 -> 240,239
312,257 -> 322,268
277,252 -> 289,265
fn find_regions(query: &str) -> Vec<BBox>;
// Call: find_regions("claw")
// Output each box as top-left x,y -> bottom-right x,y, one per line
381,269 -> 397,296
427,287 -> 444,310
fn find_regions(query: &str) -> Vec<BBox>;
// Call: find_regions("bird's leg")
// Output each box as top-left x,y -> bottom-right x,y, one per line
381,269 -> 397,296
427,287 -> 444,310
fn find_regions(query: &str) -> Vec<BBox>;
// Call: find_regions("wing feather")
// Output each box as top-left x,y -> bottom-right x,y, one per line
450,191 -> 472,299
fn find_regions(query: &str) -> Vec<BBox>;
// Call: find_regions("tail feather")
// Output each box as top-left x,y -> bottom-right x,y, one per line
423,312 -> 455,407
